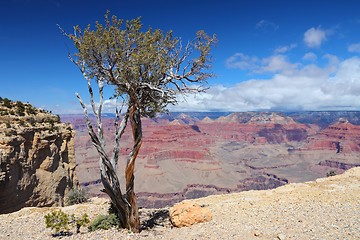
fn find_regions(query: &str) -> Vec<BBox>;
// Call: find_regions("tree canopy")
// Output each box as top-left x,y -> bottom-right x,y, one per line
65,12 -> 217,117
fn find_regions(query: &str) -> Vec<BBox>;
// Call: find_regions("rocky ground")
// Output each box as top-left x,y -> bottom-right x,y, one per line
1,167 -> 359,240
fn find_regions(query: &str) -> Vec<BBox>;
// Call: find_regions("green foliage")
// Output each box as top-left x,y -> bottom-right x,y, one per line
26,106 -> 37,115
44,210 -> 90,235
88,202 -> 122,231
44,210 -> 70,233
64,11 -> 216,118
15,101 -> 25,116
88,214 -> 120,231
327,170 -> 337,177
15,101 -> 24,108
66,188 -> 89,206
74,213 -> 90,233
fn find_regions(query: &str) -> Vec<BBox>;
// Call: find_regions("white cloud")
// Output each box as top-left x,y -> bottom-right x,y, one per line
261,55 -> 298,73
348,43 -> 360,53
302,52 -> 317,61
172,56 -> 360,112
274,44 -> 297,54
303,27 -> 327,48
225,53 -> 259,71
256,20 -> 279,31
74,54 -> 360,113
226,53 -> 298,74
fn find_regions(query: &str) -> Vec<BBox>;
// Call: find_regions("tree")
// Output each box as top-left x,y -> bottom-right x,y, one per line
61,12 -> 217,232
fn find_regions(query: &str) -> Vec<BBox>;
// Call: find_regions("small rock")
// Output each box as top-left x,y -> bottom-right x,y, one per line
254,231 -> 262,237
277,233 -> 286,240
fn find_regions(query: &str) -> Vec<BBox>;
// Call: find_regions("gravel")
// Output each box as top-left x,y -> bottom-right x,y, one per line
1,167 -> 359,240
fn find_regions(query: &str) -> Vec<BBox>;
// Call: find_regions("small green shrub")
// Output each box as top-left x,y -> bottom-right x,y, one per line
88,214 -> 120,231
44,210 -> 70,233
44,210 -> 90,236
66,188 -> 89,206
26,106 -> 37,115
74,213 -> 90,233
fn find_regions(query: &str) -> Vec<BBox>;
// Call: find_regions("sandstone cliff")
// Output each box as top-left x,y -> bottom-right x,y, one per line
0,98 -> 78,214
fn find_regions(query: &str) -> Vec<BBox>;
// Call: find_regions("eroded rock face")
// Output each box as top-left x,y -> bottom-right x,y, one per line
304,119 -> 360,153
0,101 -> 78,214
62,112 -> 360,209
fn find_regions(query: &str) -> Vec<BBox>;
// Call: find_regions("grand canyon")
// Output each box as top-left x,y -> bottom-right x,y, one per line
61,111 -> 360,208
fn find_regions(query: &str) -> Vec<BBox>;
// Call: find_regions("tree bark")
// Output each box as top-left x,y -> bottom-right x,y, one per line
76,92 -> 131,228
125,105 -> 142,232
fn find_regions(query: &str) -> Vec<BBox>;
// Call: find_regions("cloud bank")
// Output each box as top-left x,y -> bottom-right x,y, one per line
83,26 -> 360,113
170,55 -> 360,112
348,43 -> 360,53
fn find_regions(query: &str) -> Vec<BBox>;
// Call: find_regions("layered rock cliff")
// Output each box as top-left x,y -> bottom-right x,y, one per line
0,98 -> 78,214
62,112 -> 360,208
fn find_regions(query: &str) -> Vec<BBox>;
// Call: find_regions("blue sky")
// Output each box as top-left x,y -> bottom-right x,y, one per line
1,0 -> 360,113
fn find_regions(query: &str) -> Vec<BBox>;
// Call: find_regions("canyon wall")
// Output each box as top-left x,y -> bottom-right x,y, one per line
0,100 -> 78,213
62,111 -> 360,208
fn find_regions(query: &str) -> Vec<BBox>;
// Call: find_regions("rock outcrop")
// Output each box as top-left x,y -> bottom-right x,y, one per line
304,118 -> 360,153
0,99 -> 78,214
169,202 -> 212,227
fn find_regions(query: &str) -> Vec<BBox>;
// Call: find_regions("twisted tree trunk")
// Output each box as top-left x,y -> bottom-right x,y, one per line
125,105 -> 142,231
76,85 -> 142,232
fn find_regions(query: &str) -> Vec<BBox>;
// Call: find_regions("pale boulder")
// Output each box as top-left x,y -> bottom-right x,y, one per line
169,201 -> 212,227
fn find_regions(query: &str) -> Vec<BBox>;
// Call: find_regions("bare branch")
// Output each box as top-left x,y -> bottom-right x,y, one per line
112,103 -> 129,169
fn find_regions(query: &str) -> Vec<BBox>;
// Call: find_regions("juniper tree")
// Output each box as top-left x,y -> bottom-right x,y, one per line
61,12 -> 216,232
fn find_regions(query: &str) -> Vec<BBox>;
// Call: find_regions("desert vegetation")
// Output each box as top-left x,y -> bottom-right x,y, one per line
44,210 -> 89,236
0,97 -> 63,130
0,97 -> 48,117
61,11 -> 216,232
66,188 -> 90,206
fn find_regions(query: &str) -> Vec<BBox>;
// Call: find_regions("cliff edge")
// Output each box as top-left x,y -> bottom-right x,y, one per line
0,167 -> 358,239
0,98 -> 78,213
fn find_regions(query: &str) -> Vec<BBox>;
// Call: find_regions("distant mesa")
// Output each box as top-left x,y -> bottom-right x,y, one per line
200,116 -> 214,123
247,113 -> 296,125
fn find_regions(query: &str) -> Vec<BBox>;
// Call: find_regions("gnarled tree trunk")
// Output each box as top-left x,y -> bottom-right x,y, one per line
125,105 -> 142,231
76,85 -> 142,232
